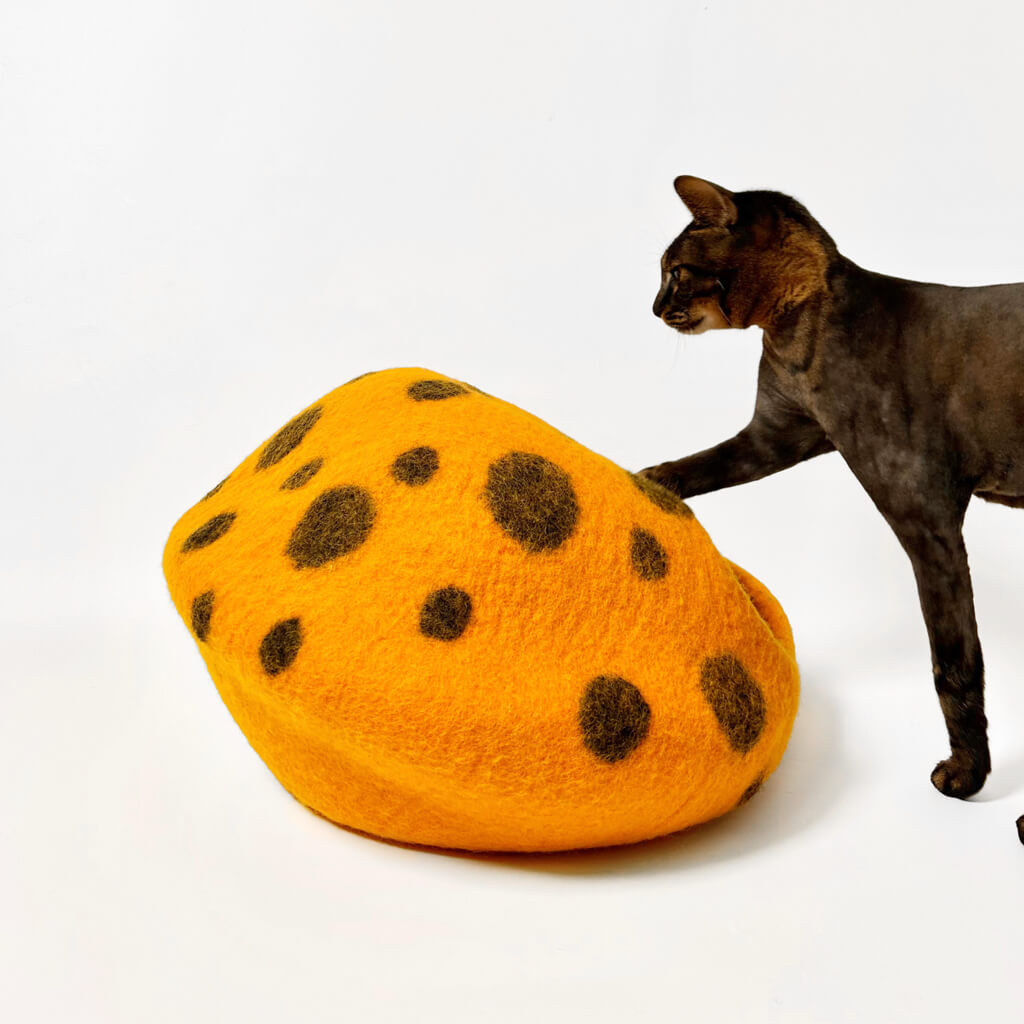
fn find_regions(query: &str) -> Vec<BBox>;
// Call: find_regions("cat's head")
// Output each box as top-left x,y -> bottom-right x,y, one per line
653,176 -> 836,333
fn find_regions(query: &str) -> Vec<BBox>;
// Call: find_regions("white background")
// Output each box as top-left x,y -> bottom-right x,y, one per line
3,1 -> 1024,1020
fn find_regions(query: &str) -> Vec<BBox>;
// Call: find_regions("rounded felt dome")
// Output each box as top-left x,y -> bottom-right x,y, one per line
163,368 -> 799,852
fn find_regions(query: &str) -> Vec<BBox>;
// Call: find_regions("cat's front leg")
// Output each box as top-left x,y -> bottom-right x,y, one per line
640,416 -> 834,499
641,354 -> 834,498
887,514 -> 991,798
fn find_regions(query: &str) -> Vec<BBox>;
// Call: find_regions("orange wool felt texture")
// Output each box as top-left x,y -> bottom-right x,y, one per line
163,368 -> 800,853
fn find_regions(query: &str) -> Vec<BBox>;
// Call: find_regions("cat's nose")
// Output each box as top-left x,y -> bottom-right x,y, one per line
652,286 -> 670,318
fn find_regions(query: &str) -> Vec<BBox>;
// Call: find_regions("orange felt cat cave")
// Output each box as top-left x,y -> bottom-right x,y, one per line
163,368 -> 799,852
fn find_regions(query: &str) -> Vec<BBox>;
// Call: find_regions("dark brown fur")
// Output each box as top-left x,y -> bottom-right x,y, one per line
643,176 -> 1024,841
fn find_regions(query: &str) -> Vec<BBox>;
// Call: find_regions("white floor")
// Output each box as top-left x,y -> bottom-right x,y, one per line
5,412 -> 1022,1023
4,2 -> 1024,1020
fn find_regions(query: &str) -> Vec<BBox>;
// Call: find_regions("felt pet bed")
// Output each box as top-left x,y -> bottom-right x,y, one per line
163,368 -> 799,852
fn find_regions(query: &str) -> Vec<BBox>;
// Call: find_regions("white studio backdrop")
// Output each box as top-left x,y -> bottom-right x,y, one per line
3,1 -> 1023,1021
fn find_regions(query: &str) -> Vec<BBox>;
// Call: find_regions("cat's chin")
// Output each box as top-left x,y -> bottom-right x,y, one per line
665,307 -> 731,334
677,307 -> 732,334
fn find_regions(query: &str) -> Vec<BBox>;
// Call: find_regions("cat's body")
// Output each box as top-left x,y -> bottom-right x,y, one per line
642,177 -> 1024,842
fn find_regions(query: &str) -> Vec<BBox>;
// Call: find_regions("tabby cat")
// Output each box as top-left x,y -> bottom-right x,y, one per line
642,175 -> 1024,842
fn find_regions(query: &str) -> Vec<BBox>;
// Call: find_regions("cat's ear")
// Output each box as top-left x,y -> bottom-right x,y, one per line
674,176 -> 738,227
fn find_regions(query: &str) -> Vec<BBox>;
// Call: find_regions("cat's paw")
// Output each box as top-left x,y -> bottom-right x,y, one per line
930,754 -> 989,799
637,463 -> 677,489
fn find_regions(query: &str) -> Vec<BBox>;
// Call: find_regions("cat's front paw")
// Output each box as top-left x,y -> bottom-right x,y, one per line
930,753 -> 989,799
638,462 -> 679,492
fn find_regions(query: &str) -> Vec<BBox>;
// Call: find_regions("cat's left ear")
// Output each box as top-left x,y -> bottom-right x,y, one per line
674,176 -> 738,228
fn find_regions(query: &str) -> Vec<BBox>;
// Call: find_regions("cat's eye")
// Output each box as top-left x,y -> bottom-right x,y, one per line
670,263 -> 706,282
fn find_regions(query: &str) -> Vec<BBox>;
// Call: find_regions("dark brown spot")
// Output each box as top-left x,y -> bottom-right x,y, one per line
191,591 -> 214,641
700,653 -> 766,754
256,406 -> 323,470
579,675 -> 651,763
281,458 -> 324,490
485,451 -> 579,552
203,476 -> 229,501
181,512 -> 236,552
630,527 -> 668,580
738,775 -> 764,806
391,446 -> 439,486
287,486 -> 375,568
259,618 -> 303,675
419,586 -> 473,641
630,471 -> 694,518
407,379 -> 469,401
